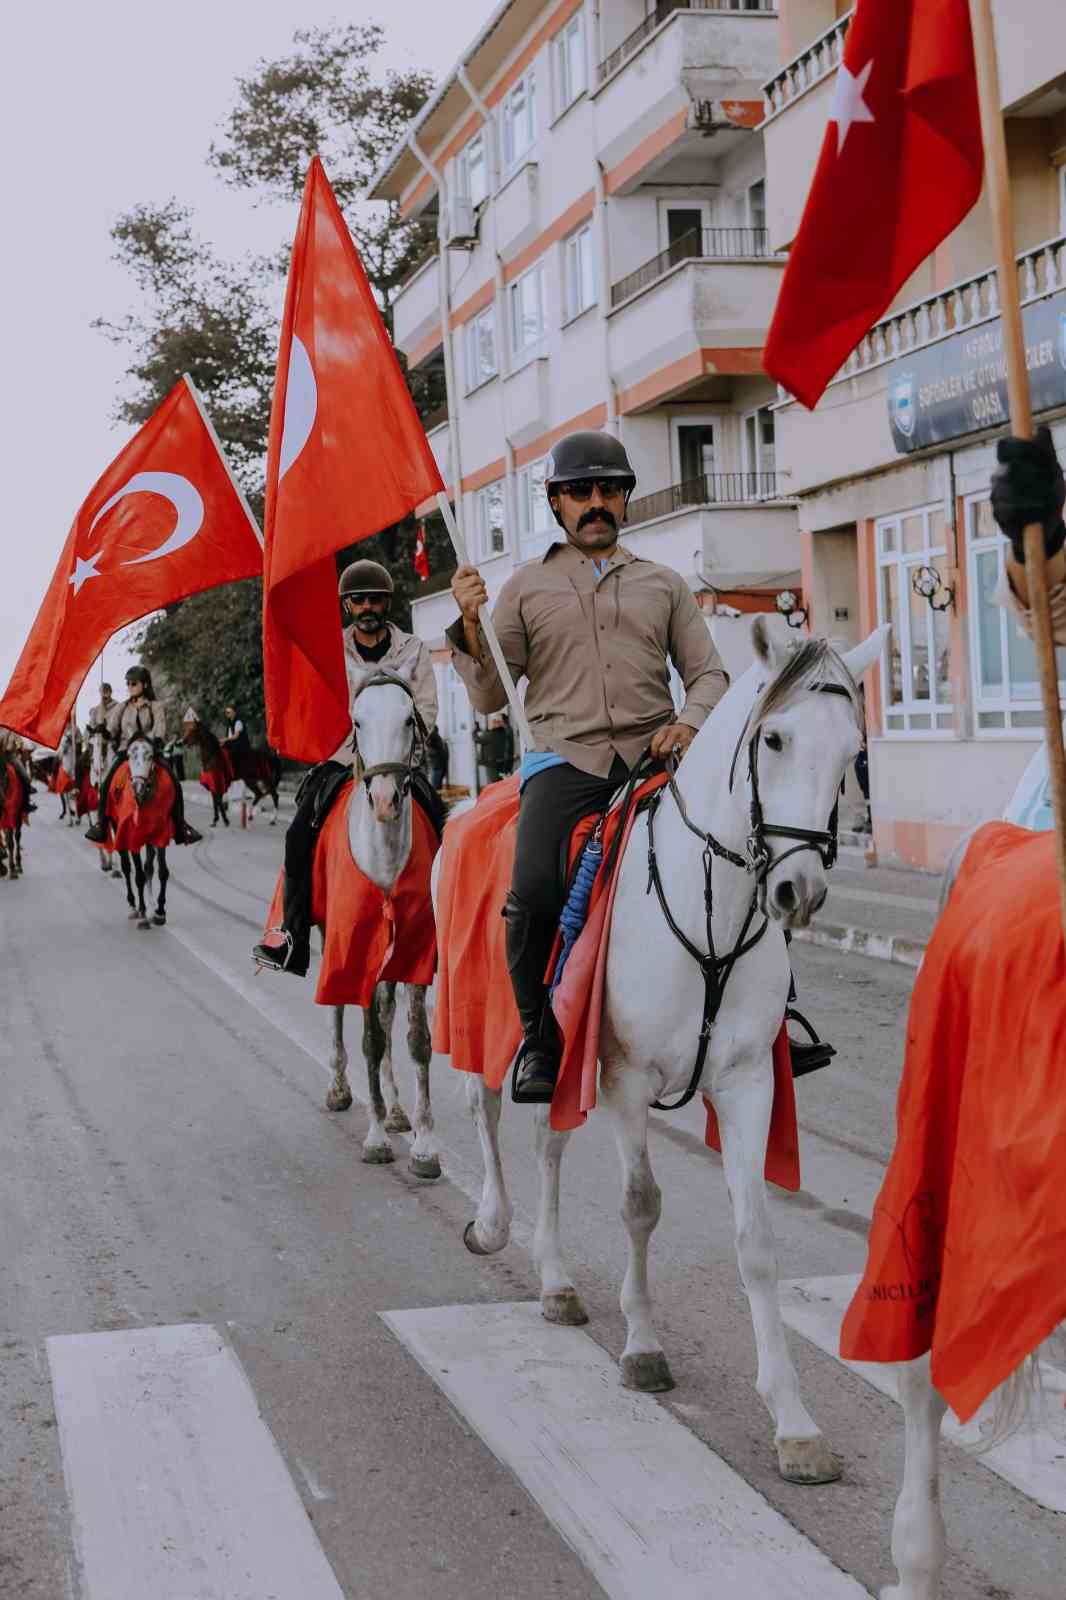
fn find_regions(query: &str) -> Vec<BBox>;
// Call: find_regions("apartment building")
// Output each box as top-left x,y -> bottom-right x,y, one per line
369,0 -> 798,792
762,0 -> 1066,868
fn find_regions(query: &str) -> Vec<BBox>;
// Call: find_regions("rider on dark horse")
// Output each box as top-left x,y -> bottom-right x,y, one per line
252,559 -> 443,978
84,666 -> 202,846
0,728 -> 37,812
448,429 -> 836,1103
222,705 -> 251,768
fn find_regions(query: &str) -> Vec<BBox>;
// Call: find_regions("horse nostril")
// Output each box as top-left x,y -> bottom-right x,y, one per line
774,880 -> 797,912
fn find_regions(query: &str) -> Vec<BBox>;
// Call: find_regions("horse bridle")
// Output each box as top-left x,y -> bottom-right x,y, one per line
350,671 -> 428,798
126,734 -> 157,804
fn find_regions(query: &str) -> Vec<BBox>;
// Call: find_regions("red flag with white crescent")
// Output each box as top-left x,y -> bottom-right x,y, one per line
262,157 -> 445,763
414,524 -> 430,581
0,378 -> 263,748
763,0 -> 983,409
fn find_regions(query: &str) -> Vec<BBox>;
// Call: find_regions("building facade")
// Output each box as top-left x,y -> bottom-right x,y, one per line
370,0 -> 803,794
763,0 -> 1066,868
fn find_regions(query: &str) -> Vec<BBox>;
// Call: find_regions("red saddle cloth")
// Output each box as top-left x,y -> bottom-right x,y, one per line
1,764 -> 28,828
263,778 -> 437,1007
102,763 -> 176,852
840,822 -> 1066,1422
199,749 -> 233,798
432,773 -> 800,1189
76,769 -> 98,817
54,764 -> 75,796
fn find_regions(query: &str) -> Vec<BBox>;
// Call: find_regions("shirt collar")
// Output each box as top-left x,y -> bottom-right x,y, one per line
543,540 -> 635,570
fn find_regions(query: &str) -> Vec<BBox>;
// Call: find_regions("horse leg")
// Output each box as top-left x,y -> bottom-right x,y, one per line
882,1355 -> 948,1600
463,1077 -> 512,1255
152,849 -> 168,925
376,983 -> 410,1133
714,1060 -> 840,1483
120,851 -> 137,916
133,851 -> 150,929
534,1107 -> 587,1325
269,787 -> 279,825
361,987 -> 395,1164
325,1005 -> 353,1112
405,985 -> 440,1180
602,1072 -> 672,1391
0,834 -> 7,878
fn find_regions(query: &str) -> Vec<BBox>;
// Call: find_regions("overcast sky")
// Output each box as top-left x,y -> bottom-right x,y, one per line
2,0 -> 488,736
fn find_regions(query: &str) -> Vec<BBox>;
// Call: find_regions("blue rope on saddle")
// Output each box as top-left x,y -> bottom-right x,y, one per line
549,836 -> 603,995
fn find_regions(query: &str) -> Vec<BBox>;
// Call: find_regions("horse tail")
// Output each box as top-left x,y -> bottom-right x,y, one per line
977,1323 -> 1066,1451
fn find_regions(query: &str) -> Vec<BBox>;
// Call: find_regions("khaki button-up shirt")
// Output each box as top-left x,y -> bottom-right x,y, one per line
446,541 -> 728,778
326,622 -> 438,764
107,697 -> 167,747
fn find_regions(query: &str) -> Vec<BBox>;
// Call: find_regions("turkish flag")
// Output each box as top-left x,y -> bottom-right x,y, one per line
0,378 -> 262,748
413,524 -> 430,581
763,0 -> 983,409
263,157 -> 445,762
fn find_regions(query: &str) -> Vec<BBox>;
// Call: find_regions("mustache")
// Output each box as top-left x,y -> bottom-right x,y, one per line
577,507 -> 618,532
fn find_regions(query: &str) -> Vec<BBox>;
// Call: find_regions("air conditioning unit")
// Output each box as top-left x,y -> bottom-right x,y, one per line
447,195 -> 479,248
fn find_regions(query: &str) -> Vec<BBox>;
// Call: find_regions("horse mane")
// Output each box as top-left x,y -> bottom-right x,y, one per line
749,638 -> 864,738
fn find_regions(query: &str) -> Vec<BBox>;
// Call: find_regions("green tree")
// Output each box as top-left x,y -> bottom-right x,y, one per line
100,23 -> 452,744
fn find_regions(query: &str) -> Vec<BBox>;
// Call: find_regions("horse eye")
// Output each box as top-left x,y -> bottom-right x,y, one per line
405,716 -> 414,728
764,731 -> 784,753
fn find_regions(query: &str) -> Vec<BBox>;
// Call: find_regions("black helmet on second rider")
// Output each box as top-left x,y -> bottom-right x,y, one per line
544,430 -> 637,530
339,559 -> 393,634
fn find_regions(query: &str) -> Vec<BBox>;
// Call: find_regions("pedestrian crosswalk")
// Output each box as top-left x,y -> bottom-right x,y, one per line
779,1274 -> 1066,1514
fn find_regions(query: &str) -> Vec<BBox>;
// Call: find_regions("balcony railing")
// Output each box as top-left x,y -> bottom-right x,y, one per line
627,471 -> 780,527
598,0 -> 776,86
762,9 -> 852,120
611,226 -> 771,308
778,233 -> 1066,400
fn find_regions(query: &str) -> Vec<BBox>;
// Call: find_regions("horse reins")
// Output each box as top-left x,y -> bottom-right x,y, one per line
644,681 -> 858,1112
350,671 -> 428,798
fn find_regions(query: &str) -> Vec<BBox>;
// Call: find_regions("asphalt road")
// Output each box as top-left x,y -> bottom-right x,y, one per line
1,795 -> 1062,1600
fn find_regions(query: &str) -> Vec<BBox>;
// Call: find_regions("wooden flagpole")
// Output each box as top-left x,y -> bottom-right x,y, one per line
969,0 -> 1066,937
436,492 -> 533,751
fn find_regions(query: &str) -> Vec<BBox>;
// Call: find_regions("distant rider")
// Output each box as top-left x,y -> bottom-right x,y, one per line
84,666 -> 202,846
251,559 -> 440,977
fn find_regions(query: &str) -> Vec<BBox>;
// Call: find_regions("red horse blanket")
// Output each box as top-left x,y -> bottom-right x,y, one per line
432,775 -> 800,1188
263,779 -> 437,1007
0,764 -> 28,829
199,748 -> 234,798
101,763 -> 176,852
76,769 -> 98,817
54,764 -> 74,796
841,823 -> 1066,1421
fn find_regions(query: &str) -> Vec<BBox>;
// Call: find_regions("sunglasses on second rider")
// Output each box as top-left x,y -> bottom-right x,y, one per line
556,479 -> 627,502
345,593 -> 388,607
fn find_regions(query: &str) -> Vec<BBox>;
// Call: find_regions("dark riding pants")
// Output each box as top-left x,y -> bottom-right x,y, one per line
510,757 -> 629,923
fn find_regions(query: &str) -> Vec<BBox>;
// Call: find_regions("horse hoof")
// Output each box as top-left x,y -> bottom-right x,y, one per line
325,1087 -> 353,1113
137,919 -> 151,931
127,910 -> 139,920
362,1144 -> 395,1165
384,1106 -> 412,1133
621,1351 -> 674,1392
152,913 -> 166,926
541,1289 -> 589,1326
775,1436 -> 842,1485
410,1154 -> 441,1181
462,1219 -> 509,1256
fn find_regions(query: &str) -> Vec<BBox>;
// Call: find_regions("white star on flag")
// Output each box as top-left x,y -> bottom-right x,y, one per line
829,59 -> 875,155
68,553 -> 103,596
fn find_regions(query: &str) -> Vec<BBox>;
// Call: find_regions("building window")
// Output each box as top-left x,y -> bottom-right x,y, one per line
517,458 -> 554,562
554,12 -> 586,114
501,69 -> 536,173
463,305 -> 497,392
966,492 -> 1066,733
457,132 -> 488,209
747,178 -> 766,231
563,223 -> 596,321
509,261 -> 546,355
742,406 -> 776,493
1058,162 -> 1066,235
875,504 -> 954,735
474,479 -> 506,560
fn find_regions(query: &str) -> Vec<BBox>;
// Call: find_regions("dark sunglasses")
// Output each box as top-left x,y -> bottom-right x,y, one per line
555,478 -> 627,502
346,593 -> 388,605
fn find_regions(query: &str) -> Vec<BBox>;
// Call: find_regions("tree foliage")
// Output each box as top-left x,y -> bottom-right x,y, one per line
99,24 -> 451,744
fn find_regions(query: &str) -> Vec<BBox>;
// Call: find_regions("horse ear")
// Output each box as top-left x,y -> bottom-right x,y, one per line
751,614 -> 788,670
841,624 -> 890,684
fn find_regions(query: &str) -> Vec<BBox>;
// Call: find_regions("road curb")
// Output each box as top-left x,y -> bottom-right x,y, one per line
792,920 -> 926,969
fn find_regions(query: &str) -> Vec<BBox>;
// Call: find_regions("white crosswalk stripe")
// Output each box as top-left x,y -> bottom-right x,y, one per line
383,1300 -> 871,1600
779,1275 -> 1066,1513
47,1324 -> 345,1599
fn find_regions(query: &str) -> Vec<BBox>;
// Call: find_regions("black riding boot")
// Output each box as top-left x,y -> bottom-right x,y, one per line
505,892 -> 563,1104
158,756 -> 201,845
252,864 -> 313,976
84,756 -> 122,843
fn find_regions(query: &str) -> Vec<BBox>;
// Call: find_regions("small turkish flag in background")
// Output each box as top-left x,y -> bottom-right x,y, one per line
763,0 -> 983,409
0,378 -> 262,748
263,157 -> 445,763
413,524 -> 430,582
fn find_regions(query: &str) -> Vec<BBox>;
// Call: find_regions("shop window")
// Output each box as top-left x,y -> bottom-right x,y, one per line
875,504 -> 954,735
967,492 -> 1066,733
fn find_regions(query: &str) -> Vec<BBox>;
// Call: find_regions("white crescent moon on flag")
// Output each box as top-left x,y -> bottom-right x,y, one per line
278,335 -> 317,482
88,471 -> 205,566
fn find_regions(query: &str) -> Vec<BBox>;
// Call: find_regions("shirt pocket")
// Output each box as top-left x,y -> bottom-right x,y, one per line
522,586 -> 585,645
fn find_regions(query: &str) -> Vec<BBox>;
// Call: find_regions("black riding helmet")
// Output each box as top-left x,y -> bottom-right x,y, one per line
338,559 -> 394,597
125,665 -> 155,699
544,430 -> 637,529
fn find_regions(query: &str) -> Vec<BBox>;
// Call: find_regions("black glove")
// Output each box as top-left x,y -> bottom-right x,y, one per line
989,426 -> 1066,563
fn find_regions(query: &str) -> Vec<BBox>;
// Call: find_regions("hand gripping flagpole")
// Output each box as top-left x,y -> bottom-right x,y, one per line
969,0 -> 1066,939
436,492 -> 533,752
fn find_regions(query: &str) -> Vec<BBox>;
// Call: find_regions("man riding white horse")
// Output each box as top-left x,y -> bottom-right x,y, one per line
252,558 -> 442,977
85,666 -> 201,847
88,682 -> 118,742
447,429 -> 836,1104
0,726 -> 38,813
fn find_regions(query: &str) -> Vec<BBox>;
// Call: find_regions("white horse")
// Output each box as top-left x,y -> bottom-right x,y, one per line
459,618 -> 887,1484
88,726 -> 120,875
58,727 -> 79,826
321,673 -> 441,1181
